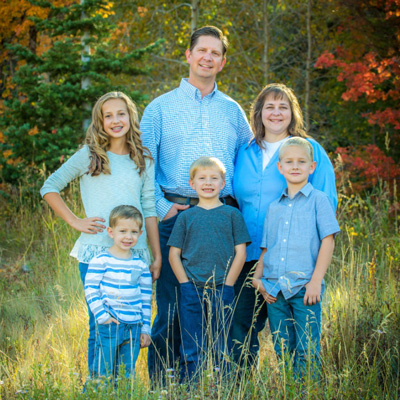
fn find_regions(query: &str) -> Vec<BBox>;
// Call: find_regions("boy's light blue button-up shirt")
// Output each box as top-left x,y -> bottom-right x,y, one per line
233,138 -> 338,262
140,78 -> 253,220
260,183 -> 340,300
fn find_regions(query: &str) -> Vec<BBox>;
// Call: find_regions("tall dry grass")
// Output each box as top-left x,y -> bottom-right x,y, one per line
0,180 -> 399,399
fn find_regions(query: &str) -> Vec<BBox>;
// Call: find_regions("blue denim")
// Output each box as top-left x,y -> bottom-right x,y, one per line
79,262 -> 96,375
148,213 -> 182,382
267,288 -> 322,378
179,281 -> 234,382
232,260 -> 268,368
94,322 -> 141,379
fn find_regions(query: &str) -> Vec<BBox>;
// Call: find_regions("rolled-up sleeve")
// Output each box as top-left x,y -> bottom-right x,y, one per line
140,159 -> 157,219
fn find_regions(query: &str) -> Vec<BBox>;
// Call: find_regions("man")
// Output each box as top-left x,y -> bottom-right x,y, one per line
140,26 -> 253,381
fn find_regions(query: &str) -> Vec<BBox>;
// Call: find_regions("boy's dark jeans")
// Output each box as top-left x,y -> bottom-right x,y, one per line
179,281 -> 235,382
148,213 -> 182,383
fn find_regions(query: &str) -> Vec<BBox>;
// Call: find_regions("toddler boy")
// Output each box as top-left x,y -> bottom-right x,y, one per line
168,156 -> 250,382
84,205 -> 152,381
252,137 -> 340,378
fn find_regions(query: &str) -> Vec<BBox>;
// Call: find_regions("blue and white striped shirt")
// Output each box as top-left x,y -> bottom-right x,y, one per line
84,252 -> 152,334
140,78 -> 253,220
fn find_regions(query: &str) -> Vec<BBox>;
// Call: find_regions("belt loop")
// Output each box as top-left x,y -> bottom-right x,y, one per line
186,197 -> 190,205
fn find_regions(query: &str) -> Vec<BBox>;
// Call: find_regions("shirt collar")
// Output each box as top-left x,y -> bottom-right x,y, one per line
279,182 -> 314,201
179,78 -> 218,101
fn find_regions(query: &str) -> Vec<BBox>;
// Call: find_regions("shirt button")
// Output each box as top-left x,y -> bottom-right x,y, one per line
281,257 -> 284,261
289,204 -> 292,207
285,221 -> 288,224
283,239 -> 286,242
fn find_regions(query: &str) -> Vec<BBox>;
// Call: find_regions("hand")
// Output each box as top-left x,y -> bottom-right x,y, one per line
252,278 -> 277,304
163,203 -> 190,221
140,333 -> 151,348
149,257 -> 162,282
103,317 -> 119,325
70,216 -> 106,234
304,280 -> 322,305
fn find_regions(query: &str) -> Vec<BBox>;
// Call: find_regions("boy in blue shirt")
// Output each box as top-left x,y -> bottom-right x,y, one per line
252,137 -> 340,379
168,157 -> 250,382
84,205 -> 152,381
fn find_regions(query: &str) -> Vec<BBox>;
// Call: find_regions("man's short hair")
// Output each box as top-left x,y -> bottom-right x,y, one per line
189,26 -> 229,56
109,205 -> 143,229
189,156 -> 226,180
279,137 -> 314,162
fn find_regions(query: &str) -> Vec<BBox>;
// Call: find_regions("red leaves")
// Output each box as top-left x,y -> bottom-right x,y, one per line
335,144 -> 400,193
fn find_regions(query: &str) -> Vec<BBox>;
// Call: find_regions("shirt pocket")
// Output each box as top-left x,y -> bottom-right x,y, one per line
131,269 -> 142,284
291,213 -> 314,240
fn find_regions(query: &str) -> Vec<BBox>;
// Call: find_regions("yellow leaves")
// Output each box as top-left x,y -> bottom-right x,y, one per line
28,126 -> 39,136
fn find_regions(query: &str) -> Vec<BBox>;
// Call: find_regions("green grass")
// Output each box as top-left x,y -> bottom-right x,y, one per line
0,181 -> 399,399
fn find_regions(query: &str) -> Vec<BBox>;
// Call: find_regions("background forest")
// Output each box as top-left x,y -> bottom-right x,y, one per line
0,0 -> 399,399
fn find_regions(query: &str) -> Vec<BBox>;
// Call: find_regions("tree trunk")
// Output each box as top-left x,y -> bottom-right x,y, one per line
305,0 -> 312,132
81,0 -> 91,131
263,0 -> 269,85
191,0 -> 200,34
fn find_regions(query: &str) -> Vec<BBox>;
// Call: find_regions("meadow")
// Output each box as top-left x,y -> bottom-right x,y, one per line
0,179 -> 399,399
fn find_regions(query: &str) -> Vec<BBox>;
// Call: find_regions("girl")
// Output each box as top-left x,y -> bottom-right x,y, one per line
40,92 -> 161,375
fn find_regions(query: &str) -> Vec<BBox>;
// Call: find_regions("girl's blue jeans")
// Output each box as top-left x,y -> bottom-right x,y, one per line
79,262 -> 96,375
94,322 -> 141,379
267,287 -> 322,379
179,281 -> 235,382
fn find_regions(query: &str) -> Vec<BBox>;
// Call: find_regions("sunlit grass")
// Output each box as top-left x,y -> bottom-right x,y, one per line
0,181 -> 399,399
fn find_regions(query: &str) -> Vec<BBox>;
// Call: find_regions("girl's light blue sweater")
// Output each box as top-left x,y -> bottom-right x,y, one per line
40,146 -> 156,263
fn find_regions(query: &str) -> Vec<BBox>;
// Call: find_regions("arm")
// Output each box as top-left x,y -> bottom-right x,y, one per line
225,243 -> 246,286
43,192 -> 105,234
141,102 -> 189,220
138,263 -> 153,339
304,234 -> 335,305
84,258 -> 116,324
309,139 -> 338,210
169,246 -> 189,283
252,248 -> 277,304
41,147 -> 105,234
145,216 -> 162,282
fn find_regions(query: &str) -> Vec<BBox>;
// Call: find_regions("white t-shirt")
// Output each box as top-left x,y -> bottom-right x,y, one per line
262,137 -> 289,170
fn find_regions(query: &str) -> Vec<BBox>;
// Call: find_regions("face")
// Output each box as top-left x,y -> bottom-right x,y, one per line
185,35 -> 226,82
277,145 -> 316,187
262,93 -> 292,140
107,218 -> 142,254
102,98 -> 130,142
189,166 -> 226,199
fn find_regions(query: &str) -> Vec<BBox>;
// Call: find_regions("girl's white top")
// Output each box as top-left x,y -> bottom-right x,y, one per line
40,146 -> 157,263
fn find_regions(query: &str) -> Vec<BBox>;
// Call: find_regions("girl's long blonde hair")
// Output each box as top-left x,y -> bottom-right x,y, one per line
84,92 -> 152,176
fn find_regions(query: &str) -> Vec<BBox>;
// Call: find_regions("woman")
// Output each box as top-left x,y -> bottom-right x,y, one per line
232,83 -> 337,368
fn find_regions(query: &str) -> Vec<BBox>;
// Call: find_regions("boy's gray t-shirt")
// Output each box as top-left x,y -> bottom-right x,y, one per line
168,205 -> 251,286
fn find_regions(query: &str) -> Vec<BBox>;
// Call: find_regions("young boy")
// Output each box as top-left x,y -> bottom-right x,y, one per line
252,137 -> 340,378
84,205 -> 152,381
168,157 -> 250,382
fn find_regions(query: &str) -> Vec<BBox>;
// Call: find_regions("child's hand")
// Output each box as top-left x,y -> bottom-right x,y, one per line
70,216 -> 106,234
103,317 -> 119,325
252,278 -> 277,304
140,333 -> 151,348
304,280 -> 322,305
164,203 -> 189,221
149,258 -> 162,282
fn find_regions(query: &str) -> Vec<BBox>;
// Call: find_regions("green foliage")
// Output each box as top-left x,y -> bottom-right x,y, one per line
0,0 -> 160,183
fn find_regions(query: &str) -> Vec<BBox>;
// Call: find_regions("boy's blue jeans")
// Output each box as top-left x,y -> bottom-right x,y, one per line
94,322 -> 141,379
267,287 -> 322,379
179,281 -> 235,382
79,262 -> 96,375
